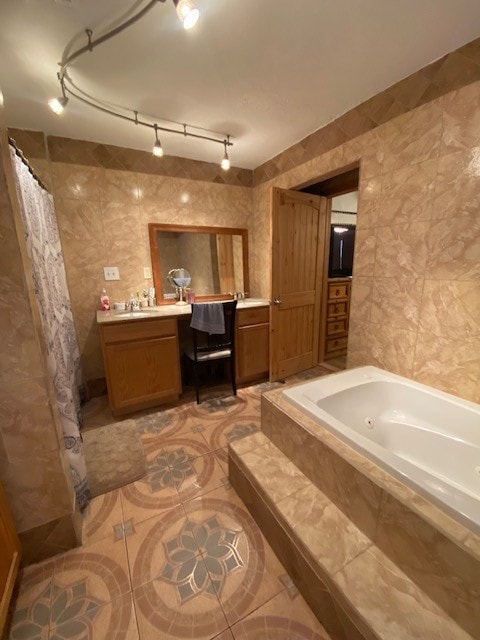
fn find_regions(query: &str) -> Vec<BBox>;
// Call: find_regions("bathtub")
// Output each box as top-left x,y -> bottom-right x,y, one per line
283,366 -> 480,533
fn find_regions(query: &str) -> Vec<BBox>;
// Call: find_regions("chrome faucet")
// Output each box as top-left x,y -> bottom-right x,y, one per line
230,291 -> 244,301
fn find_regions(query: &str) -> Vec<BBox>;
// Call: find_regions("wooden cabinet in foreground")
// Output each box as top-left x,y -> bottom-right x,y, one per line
99,318 -> 182,416
236,306 -> 270,384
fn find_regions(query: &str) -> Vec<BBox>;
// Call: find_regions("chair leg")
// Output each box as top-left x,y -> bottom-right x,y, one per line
193,362 -> 200,404
230,356 -> 237,396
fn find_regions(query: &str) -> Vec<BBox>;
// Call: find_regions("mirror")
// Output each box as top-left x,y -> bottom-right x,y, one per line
149,223 -> 249,303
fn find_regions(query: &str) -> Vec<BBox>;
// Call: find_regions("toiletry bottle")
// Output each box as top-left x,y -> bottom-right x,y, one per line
100,288 -> 110,311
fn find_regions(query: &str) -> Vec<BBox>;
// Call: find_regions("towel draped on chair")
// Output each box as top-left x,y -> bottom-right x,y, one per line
190,302 -> 225,334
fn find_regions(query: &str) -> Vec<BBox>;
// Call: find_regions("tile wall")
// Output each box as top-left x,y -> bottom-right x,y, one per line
0,100 -> 78,558
51,163 -> 253,383
251,81 -> 480,403
8,38 -> 480,403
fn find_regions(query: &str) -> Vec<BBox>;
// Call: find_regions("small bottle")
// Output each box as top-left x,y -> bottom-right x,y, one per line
100,288 -> 110,311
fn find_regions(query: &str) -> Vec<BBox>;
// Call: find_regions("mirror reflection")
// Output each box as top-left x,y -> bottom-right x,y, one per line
149,224 -> 249,302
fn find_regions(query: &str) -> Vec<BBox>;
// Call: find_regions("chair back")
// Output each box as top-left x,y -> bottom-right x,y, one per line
191,300 -> 237,361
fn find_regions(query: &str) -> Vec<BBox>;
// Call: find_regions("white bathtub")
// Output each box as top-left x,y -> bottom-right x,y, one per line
283,366 -> 480,533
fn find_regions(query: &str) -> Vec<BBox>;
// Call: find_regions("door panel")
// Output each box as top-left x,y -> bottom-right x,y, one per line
270,188 -> 327,381
0,482 -> 21,634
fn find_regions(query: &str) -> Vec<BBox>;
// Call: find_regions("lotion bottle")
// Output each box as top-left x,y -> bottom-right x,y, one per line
100,288 -> 110,311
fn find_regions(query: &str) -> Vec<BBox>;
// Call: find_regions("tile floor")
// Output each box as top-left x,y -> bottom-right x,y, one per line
9,369 -> 334,639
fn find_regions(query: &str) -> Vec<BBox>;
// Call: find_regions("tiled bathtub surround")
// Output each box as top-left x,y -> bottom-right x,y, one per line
241,389 -> 480,639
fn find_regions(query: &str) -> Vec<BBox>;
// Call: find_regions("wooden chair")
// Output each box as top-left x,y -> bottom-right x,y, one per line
184,300 -> 237,404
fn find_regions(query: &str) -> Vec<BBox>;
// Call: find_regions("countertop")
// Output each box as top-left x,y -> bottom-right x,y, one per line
96,298 -> 270,324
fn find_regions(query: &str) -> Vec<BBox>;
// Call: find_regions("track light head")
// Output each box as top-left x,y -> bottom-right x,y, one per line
153,125 -> 164,157
221,142 -> 230,171
173,0 -> 200,29
48,96 -> 68,115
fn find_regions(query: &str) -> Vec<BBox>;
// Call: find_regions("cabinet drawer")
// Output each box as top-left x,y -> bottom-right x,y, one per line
325,336 -> 348,354
100,318 -> 177,344
327,319 -> 347,336
237,306 -> 269,327
328,282 -> 349,300
327,301 -> 348,318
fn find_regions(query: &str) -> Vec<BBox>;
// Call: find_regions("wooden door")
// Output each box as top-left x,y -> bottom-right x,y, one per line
0,481 -> 21,634
270,188 -> 327,381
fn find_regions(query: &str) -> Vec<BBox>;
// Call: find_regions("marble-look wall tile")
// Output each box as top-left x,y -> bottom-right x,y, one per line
374,222 -> 429,278
413,334 -> 480,402
1,448 -> 74,532
370,277 -> 423,331
426,214 -> 480,281
276,484 -> 372,576
378,160 -> 437,225
348,277 -> 373,325
262,399 -> 382,540
368,323 -> 417,377
352,229 -> 377,277
52,163 -> 104,200
431,147 -> 480,219
333,546 -> 471,640
375,493 -> 480,638
380,100 -> 442,174
418,280 -> 480,342
441,81 -> 480,155
356,177 -> 381,229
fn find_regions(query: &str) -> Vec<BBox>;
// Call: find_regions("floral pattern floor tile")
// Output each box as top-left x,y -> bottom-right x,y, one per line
11,371 -> 333,640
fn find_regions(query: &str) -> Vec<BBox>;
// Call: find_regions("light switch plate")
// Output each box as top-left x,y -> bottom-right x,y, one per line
103,266 -> 120,281
143,266 -> 152,279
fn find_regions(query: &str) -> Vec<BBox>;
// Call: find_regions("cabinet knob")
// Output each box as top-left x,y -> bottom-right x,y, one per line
273,297 -> 282,305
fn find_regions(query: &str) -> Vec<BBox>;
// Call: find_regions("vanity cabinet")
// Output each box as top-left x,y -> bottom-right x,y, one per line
236,306 -> 270,383
323,278 -> 351,360
99,317 -> 182,416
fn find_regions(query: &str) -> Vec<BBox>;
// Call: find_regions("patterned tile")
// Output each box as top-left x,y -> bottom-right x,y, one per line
81,490 -> 123,545
183,486 -> 286,626
230,589 -> 330,639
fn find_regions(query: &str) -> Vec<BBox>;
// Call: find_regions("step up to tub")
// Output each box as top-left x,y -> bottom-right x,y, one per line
229,432 -> 477,640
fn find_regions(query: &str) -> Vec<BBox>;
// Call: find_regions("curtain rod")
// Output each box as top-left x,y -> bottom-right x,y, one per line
331,209 -> 357,215
8,137 -> 48,192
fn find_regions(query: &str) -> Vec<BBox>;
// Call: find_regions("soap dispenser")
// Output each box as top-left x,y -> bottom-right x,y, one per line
100,288 -> 110,311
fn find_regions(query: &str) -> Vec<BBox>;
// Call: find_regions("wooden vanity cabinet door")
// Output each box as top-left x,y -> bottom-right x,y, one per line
100,319 -> 181,416
236,307 -> 270,384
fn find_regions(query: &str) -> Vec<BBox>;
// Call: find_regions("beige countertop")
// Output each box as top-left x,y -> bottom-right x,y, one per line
96,298 -> 270,324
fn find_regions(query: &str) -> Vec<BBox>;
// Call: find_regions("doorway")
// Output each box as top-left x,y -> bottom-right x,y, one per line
299,168 -> 359,370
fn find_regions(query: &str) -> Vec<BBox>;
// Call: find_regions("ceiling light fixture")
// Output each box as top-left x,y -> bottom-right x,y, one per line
48,77 -> 68,114
173,0 -> 200,29
221,139 -> 230,171
48,0 -> 232,169
152,124 -> 164,157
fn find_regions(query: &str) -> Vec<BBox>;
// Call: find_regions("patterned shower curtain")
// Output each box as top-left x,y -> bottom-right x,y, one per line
9,146 -> 91,509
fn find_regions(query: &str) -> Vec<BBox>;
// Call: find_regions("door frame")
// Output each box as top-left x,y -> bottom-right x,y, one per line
292,164 -> 360,365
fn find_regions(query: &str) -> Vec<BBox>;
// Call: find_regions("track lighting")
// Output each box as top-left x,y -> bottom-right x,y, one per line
48,96 -> 68,115
48,0 -> 233,165
152,125 -> 164,157
221,140 -> 230,171
173,0 -> 200,29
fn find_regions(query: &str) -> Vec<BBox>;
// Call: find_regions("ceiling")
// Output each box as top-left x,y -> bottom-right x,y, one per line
1,0 -> 480,169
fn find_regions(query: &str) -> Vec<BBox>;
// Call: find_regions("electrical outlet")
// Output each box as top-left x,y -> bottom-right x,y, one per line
143,266 -> 152,279
103,266 -> 120,281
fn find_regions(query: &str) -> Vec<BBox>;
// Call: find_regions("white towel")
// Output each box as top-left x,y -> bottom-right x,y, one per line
190,303 -> 225,334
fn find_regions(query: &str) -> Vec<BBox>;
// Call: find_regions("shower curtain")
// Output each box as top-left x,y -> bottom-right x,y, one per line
9,146 -> 91,509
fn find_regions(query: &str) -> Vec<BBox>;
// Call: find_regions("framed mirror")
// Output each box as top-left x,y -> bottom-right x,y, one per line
148,223 -> 249,304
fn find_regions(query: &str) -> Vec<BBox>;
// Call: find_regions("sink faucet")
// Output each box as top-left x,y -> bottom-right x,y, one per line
230,291 -> 244,300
